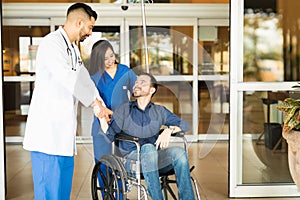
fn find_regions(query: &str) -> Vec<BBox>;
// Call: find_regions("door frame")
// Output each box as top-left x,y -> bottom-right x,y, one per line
0,1 -> 6,199
229,0 -> 300,197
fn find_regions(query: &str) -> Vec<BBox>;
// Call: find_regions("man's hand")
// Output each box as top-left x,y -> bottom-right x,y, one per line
155,128 -> 172,149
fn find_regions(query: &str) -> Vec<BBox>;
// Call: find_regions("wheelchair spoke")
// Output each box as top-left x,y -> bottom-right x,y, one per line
108,174 -> 116,188
91,155 -> 128,200
99,167 -> 108,188
104,192 -> 117,200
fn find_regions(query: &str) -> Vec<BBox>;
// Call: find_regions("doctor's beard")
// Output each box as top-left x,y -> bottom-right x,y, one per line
79,34 -> 89,42
79,28 -> 89,42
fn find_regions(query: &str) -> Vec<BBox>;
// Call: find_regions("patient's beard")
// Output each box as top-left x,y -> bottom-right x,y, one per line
133,92 -> 141,98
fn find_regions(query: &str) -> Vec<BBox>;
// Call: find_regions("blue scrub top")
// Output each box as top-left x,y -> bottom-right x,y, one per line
90,64 -> 137,136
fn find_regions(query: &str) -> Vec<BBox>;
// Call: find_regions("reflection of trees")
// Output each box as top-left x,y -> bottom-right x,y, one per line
243,10 -> 283,81
129,27 -> 192,75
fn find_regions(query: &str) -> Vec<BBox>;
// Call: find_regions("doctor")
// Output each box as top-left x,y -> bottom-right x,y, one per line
23,3 -> 110,200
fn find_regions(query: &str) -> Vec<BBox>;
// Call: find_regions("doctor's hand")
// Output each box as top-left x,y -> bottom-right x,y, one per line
91,99 -> 113,122
155,128 -> 172,149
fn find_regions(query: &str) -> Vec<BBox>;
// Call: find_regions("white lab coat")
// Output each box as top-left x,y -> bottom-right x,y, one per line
23,27 -> 101,156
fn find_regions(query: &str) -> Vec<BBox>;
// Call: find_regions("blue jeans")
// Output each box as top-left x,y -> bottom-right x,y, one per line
126,143 -> 195,200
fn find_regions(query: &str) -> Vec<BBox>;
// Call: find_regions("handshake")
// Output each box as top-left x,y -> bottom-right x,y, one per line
91,98 -> 113,133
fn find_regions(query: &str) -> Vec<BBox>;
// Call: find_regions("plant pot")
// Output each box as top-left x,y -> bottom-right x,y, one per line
283,130 -> 300,189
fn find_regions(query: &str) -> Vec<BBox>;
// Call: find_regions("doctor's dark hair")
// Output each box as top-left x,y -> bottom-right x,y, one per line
89,40 -> 118,77
67,3 -> 97,21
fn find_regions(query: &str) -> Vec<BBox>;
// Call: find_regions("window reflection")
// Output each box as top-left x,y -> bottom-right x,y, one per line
244,0 -> 300,82
154,81 -> 193,134
244,9 -> 283,82
2,26 -> 50,137
129,26 -> 193,75
242,90 -> 295,184
3,26 -> 49,76
198,26 -> 229,75
198,80 -> 229,134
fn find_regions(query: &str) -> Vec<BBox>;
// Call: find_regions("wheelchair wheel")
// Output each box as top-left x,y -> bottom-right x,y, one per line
91,155 -> 128,200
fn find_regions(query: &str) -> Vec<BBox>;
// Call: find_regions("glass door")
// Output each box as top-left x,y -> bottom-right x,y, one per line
230,0 -> 300,197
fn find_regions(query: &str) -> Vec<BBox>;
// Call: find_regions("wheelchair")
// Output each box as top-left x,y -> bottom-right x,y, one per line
91,130 -> 201,200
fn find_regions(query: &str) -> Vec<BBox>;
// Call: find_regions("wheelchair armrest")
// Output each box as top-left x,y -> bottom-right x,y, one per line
171,130 -> 185,137
115,130 -> 186,142
169,130 -> 188,154
115,133 -> 140,142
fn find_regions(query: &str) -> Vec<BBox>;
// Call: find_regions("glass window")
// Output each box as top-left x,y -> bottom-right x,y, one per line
3,26 -> 50,137
243,9 -> 283,82
154,81 -> 193,134
3,26 -> 49,76
198,80 -> 229,134
198,25 -> 229,135
242,0 -> 300,82
129,26 -> 194,75
199,26 -> 229,75
242,90 -> 294,184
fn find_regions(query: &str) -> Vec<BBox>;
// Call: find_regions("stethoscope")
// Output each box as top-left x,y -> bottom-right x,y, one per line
61,32 -> 82,71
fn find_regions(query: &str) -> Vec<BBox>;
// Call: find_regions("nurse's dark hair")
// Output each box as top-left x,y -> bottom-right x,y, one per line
89,40 -> 118,76
138,72 -> 158,96
67,3 -> 97,20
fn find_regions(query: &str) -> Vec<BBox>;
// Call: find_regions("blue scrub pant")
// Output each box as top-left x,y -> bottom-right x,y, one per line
93,131 -> 112,162
31,151 -> 74,200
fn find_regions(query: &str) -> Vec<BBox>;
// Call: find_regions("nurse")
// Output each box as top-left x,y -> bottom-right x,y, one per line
89,40 -> 137,197
23,3 -> 109,200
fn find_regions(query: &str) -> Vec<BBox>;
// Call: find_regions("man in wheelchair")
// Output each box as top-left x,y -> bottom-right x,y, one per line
105,72 -> 195,200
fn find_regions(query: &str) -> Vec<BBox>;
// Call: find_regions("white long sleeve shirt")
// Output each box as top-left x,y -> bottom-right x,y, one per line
23,27 -> 102,156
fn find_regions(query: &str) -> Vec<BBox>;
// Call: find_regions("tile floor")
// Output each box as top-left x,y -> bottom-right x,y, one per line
5,141 -> 300,200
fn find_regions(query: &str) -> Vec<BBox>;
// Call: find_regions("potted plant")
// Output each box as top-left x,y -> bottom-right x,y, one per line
276,84 -> 300,189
